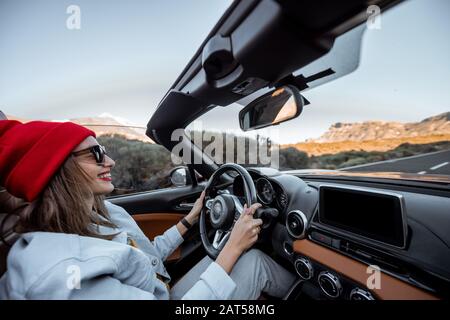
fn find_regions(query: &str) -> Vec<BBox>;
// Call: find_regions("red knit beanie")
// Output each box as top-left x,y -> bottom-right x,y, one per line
0,120 -> 96,202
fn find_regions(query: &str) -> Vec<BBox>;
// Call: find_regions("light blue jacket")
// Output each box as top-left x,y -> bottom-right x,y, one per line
0,201 -> 236,299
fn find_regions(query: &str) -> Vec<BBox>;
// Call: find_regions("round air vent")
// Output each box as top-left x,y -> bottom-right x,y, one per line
318,271 -> 342,298
294,257 -> 314,280
286,210 -> 308,239
350,288 -> 375,300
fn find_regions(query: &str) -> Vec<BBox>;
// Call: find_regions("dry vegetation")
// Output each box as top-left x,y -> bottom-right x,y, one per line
283,134 -> 450,156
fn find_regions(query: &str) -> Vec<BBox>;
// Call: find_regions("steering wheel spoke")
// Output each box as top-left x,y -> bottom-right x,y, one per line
205,198 -> 214,210
212,229 -> 230,250
230,195 -> 244,215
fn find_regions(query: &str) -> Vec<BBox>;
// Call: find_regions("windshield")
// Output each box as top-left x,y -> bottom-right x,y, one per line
186,0 -> 450,181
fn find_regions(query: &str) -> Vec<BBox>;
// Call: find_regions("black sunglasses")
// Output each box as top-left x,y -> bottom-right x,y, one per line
72,145 -> 107,164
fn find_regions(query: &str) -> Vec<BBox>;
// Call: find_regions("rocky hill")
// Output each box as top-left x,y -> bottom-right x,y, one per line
70,115 -> 152,143
310,112 -> 450,143
284,112 -> 450,156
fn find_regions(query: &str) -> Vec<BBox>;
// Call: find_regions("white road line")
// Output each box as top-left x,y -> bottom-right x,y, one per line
417,171 -> 427,174
339,149 -> 450,170
429,162 -> 449,171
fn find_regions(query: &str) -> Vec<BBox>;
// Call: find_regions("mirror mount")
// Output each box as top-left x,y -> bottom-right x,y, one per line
186,164 -> 198,187
272,68 -> 336,92
272,74 -> 309,92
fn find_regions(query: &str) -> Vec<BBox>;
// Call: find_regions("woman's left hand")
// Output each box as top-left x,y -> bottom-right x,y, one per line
185,190 -> 205,225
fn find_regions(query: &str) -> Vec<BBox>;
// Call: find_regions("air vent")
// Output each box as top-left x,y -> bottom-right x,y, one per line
294,257 -> 314,280
318,271 -> 342,298
286,210 -> 308,239
350,288 -> 375,300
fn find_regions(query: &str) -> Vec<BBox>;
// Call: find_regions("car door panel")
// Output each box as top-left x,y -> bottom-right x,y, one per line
133,213 -> 186,262
107,185 -> 205,214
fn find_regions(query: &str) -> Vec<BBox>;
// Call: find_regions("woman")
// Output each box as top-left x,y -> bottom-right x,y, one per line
0,119 -> 295,299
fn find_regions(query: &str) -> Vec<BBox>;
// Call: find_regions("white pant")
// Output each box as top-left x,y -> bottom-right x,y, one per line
170,249 -> 296,300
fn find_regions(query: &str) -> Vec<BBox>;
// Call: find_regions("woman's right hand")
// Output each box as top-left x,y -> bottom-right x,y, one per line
227,202 -> 263,253
215,202 -> 263,274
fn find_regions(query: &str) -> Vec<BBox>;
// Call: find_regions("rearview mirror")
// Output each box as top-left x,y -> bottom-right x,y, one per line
239,85 -> 303,131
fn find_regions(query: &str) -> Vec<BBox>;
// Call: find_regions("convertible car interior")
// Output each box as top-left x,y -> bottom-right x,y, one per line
1,0 -> 449,301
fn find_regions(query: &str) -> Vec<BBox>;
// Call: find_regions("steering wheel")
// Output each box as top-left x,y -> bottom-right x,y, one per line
199,163 -> 257,259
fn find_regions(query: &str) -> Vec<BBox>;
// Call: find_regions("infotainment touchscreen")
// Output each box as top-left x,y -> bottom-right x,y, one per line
318,185 -> 406,247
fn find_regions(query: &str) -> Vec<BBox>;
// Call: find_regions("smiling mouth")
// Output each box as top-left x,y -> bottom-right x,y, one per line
98,172 -> 112,182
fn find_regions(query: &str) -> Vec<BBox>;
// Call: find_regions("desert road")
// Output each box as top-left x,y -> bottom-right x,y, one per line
341,149 -> 450,175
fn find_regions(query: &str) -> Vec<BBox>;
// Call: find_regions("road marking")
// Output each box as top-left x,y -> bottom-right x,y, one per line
339,149 -> 450,171
429,162 -> 449,171
417,171 -> 427,174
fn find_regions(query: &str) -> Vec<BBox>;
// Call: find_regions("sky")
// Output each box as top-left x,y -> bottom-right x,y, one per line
1,0 -> 449,144
0,0 -> 230,119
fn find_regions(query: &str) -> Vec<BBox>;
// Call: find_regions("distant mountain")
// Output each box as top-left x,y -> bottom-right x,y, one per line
5,114 -> 153,143
284,112 -> 450,156
4,115 -> 29,123
310,112 -> 450,143
70,116 -> 152,143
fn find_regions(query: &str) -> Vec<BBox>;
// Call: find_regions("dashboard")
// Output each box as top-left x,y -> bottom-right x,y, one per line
232,174 -> 289,214
227,167 -> 450,300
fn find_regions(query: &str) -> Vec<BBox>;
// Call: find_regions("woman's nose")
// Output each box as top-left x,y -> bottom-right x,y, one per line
104,155 -> 115,168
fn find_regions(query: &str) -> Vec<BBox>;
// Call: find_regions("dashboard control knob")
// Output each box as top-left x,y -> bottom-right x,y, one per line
286,210 -> 308,239
294,257 -> 314,280
350,288 -> 375,300
318,271 -> 342,298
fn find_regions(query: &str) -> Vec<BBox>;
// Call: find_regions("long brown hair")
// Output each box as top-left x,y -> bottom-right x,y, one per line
8,155 -> 118,240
